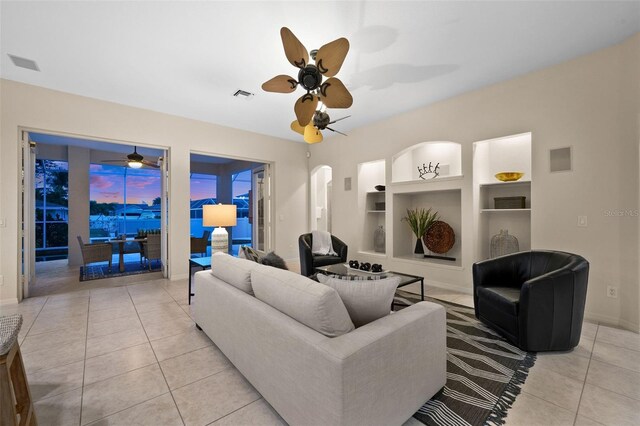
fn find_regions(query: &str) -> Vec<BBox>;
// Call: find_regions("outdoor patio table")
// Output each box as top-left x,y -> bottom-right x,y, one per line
109,237 -> 147,272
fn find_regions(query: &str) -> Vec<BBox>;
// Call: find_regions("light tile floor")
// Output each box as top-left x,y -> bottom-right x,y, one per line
0,268 -> 638,425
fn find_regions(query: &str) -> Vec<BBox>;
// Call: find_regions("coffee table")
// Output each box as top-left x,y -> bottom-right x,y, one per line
315,263 -> 424,301
188,256 -> 211,305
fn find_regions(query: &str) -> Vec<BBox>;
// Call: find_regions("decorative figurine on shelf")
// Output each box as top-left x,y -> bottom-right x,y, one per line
371,263 -> 383,273
348,260 -> 359,269
373,225 -> 385,253
359,262 -> 371,271
490,229 -> 519,258
402,207 -> 439,257
418,162 -> 440,180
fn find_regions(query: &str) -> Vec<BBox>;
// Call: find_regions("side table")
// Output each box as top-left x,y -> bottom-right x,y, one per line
188,256 -> 211,305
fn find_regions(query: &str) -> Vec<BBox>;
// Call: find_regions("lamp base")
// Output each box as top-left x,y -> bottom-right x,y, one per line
211,227 -> 229,254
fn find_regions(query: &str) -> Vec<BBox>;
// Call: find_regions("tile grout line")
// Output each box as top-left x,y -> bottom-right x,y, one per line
127,283 -> 187,426
19,296 -> 49,339
203,396 -> 264,426
77,292 -> 92,426
572,324 -> 599,426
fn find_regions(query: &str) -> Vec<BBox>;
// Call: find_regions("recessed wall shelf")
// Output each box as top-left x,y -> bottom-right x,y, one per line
481,208 -> 531,213
366,210 -> 386,213
473,133 -> 532,261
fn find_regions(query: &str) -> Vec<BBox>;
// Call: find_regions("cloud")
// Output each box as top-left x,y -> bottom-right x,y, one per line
99,191 -> 120,200
90,175 -> 115,189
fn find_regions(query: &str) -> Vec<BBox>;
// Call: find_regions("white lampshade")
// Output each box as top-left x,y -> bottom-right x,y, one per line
203,204 -> 237,254
203,204 -> 237,227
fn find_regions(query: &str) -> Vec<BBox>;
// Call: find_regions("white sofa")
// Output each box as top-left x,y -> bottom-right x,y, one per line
194,254 -> 446,426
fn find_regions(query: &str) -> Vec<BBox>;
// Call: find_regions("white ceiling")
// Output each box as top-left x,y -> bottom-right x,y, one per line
2,1 -> 638,142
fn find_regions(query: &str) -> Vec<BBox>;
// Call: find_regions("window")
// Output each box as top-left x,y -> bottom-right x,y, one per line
89,164 -> 161,241
35,160 -> 69,261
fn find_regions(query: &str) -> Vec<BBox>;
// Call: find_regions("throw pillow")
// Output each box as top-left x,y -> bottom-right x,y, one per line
238,245 -> 263,263
259,252 -> 288,270
317,274 -> 401,327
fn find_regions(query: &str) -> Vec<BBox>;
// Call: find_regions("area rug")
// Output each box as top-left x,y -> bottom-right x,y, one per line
393,290 -> 536,426
79,261 -> 162,282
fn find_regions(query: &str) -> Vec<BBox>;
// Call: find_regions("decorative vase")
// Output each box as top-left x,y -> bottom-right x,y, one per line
414,238 -> 424,257
490,229 -> 519,258
374,226 -> 385,253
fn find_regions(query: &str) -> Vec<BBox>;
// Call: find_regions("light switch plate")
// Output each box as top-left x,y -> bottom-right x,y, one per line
577,216 -> 587,227
0,218 -> 5,227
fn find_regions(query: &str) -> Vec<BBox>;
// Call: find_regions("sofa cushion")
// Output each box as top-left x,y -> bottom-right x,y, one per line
313,255 -> 343,267
210,253 -> 263,295
317,274 -> 401,327
477,286 -> 521,317
251,267 -> 355,337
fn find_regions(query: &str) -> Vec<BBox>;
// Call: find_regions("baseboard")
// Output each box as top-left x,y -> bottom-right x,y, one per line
425,279 -> 473,295
583,311 -> 640,333
170,273 -> 189,281
0,298 -> 19,306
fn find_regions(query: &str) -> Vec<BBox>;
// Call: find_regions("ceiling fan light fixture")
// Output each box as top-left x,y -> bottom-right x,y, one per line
304,124 -> 323,144
128,161 -> 143,169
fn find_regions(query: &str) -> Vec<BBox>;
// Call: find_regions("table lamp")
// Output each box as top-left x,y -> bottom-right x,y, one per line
203,204 -> 237,254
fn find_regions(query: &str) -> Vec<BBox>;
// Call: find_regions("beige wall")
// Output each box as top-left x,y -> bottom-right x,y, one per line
0,80 -> 309,303
310,34 -> 640,331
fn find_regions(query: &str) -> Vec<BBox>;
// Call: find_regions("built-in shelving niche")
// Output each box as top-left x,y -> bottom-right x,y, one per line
392,141 -> 462,183
393,189 -> 462,267
358,160 -> 386,256
473,133 -> 532,260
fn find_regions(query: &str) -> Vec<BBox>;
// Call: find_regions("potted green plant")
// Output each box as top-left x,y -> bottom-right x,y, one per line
402,207 -> 439,257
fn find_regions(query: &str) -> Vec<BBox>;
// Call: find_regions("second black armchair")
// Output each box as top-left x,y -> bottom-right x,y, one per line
473,250 -> 589,352
298,233 -> 348,276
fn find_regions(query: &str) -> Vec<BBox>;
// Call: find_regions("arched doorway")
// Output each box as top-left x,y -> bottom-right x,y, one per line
310,165 -> 332,232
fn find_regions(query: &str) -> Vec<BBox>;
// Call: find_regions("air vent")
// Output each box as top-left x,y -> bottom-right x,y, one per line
8,54 -> 40,71
233,89 -> 254,99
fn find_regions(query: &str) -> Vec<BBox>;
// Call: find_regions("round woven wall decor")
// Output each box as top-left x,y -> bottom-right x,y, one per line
423,221 -> 455,254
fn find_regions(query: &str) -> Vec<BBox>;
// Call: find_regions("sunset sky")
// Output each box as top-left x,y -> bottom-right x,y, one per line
89,166 -> 251,204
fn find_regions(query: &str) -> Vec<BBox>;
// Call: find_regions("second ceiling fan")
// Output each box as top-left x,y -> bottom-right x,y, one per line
262,27 -> 353,143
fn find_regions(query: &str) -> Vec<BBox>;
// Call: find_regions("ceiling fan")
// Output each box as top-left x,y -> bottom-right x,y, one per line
290,111 -> 351,144
101,146 -> 160,169
262,27 -> 353,132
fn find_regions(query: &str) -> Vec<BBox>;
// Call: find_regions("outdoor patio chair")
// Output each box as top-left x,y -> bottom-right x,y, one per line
142,234 -> 162,270
190,230 -> 210,257
77,235 -> 113,272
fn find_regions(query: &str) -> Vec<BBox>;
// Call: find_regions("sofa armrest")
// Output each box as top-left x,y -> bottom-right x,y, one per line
331,235 -> 348,262
298,234 -> 314,276
519,262 -> 588,351
318,302 -> 446,426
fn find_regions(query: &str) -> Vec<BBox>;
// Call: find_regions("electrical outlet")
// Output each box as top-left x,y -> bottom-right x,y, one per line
0,217 -> 5,227
607,286 -> 618,298
577,216 -> 588,227
0,275 -> 3,286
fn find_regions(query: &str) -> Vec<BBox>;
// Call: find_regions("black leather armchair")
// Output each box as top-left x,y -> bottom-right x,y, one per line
473,250 -> 589,352
298,233 -> 348,276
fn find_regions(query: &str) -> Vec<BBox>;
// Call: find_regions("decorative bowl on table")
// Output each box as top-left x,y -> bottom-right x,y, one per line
495,172 -> 524,182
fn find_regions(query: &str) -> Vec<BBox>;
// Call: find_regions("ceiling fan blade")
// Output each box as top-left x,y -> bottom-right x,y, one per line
101,160 -> 128,163
319,77 -> 353,108
294,94 -> 318,126
290,120 -> 306,135
326,127 -> 348,137
315,37 -> 349,77
304,124 -> 323,144
328,115 -> 351,125
281,27 -> 308,69
141,160 -> 160,168
262,75 -> 298,93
